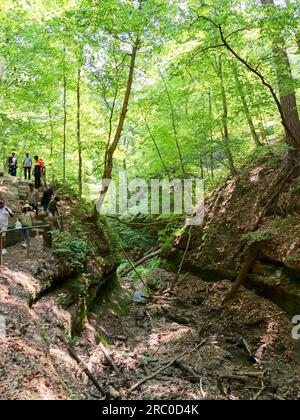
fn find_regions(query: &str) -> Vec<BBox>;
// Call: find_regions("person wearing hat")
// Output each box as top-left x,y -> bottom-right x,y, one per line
25,183 -> 39,216
19,203 -> 35,249
0,199 -> 14,255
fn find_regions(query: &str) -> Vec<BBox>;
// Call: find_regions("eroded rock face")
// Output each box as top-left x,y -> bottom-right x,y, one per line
0,266 -> 90,400
0,175 -> 120,399
169,155 -> 300,276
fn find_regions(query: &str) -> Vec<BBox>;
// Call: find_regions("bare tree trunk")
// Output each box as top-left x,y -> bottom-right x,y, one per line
140,108 -> 171,181
296,33 -> 300,54
77,66 -> 83,198
208,89 -> 215,180
217,55 -> 237,176
121,138 -> 129,171
105,82 -> 119,169
232,63 -> 262,147
261,0 -> 300,160
48,107 -> 55,182
284,0 -> 300,54
259,120 -> 268,144
215,16 -> 300,160
160,71 -> 186,177
199,156 -> 204,179
97,39 -> 140,211
63,46 -> 67,184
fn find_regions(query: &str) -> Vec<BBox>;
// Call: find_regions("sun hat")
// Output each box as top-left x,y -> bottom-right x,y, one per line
22,203 -> 32,211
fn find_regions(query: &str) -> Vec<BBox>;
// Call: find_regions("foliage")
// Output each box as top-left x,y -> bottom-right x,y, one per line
159,224 -> 183,249
0,0 -> 299,211
52,231 -> 89,270
242,229 -> 275,246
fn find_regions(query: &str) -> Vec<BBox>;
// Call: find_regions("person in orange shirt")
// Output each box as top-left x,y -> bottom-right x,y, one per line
33,156 -> 44,189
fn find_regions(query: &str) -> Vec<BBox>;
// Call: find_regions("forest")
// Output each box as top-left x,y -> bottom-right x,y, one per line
1,0 -> 300,403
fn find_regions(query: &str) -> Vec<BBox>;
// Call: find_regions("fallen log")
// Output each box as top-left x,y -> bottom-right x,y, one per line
108,215 -> 182,228
120,249 -> 162,278
223,244 -> 259,303
120,244 -> 151,291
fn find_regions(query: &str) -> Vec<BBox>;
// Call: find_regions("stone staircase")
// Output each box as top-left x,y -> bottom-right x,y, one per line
0,174 -> 45,246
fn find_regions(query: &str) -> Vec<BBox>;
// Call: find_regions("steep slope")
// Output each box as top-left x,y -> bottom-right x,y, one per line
169,153 -> 300,286
0,175 -> 120,399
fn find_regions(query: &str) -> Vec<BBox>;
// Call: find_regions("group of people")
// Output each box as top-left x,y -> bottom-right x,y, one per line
8,152 -> 45,189
0,185 -> 60,255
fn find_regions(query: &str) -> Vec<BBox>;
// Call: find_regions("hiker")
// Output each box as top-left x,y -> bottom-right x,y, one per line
40,159 -> 46,177
41,186 -> 54,214
8,153 -> 18,177
33,156 -> 44,189
25,184 -> 39,216
0,199 -> 14,255
23,153 -> 32,180
48,196 -> 60,217
19,203 -> 35,249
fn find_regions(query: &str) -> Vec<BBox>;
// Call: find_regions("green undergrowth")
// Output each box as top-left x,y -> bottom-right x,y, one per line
52,232 -> 89,270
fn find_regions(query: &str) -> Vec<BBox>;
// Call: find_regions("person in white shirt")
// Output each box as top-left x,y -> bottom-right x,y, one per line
0,199 -> 14,255
23,153 -> 32,180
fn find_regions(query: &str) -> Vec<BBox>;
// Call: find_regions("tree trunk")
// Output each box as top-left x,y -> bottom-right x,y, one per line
296,33 -> 300,55
208,89 -> 215,180
259,120 -> 268,144
200,156 -> 204,179
48,107 -> 55,182
219,15 -> 300,162
217,55 -> 237,176
140,108 -> 171,181
77,66 -> 83,198
63,46 -> 67,184
284,0 -> 300,55
97,39 -> 139,211
160,71 -> 186,177
232,63 -> 262,147
261,0 -> 300,160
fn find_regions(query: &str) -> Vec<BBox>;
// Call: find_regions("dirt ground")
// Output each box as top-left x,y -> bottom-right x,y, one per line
74,268 -> 300,401
1,239 -> 300,401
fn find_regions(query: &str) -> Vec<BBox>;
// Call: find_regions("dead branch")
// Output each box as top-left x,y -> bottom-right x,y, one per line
120,249 -> 162,278
108,215 -> 181,228
173,360 -> 201,383
119,244 -> 151,291
98,342 -> 121,376
128,339 -> 207,393
223,243 -> 259,303
64,341 -> 106,398
170,226 -> 193,292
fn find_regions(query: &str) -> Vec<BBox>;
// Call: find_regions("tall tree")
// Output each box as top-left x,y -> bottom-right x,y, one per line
77,65 -> 83,198
62,45 -> 67,184
261,0 -> 300,160
98,38 -> 140,209
232,62 -> 262,147
217,54 -> 237,176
